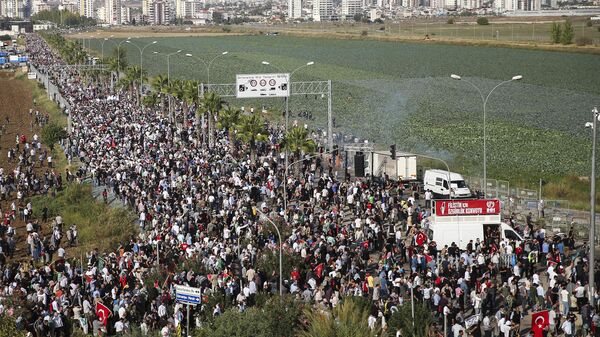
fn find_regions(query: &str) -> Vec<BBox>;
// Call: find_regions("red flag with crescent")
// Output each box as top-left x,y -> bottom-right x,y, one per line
531,310 -> 549,337
96,302 -> 112,326
416,232 -> 427,246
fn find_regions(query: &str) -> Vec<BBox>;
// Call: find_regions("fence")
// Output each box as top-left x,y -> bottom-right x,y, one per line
30,64 -> 72,132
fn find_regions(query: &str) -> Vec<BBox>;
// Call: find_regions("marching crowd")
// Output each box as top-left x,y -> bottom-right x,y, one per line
0,33 -> 597,337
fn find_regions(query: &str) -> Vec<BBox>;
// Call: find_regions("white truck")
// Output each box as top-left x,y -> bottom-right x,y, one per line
429,199 -> 522,250
369,152 -> 417,181
423,169 -> 472,199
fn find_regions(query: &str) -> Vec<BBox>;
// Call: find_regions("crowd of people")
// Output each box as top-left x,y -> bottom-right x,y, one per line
0,33 -> 597,337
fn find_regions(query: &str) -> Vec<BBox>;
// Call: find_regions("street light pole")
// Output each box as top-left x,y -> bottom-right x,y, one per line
263,61 -> 314,220
255,209 -> 283,298
586,106 -> 598,303
450,74 -> 522,196
207,51 -> 228,86
165,50 -> 182,122
116,37 -> 131,76
127,40 -> 157,104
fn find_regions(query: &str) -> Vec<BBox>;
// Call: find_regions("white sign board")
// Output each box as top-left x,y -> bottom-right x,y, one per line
175,285 -> 201,305
27,72 -> 36,80
236,73 -> 289,98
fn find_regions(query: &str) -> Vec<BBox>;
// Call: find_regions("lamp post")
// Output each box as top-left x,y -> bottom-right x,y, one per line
450,74 -> 522,196
262,61 -> 315,219
101,35 -> 115,60
116,37 -> 131,75
127,40 -> 157,103
585,106 -> 599,303
207,51 -> 228,86
155,50 -> 182,122
185,52 -> 229,88
255,208 -> 283,297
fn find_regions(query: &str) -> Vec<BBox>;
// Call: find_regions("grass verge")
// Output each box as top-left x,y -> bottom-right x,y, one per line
30,184 -> 137,257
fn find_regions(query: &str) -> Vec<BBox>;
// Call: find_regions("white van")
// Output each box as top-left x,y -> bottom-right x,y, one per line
430,221 -> 523,250
423,169 -> 472,199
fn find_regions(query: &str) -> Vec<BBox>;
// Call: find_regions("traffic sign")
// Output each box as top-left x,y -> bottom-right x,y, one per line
236,73 -> 289,98
175,285 -> 201,305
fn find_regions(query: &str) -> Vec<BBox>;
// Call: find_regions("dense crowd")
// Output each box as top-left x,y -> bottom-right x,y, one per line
0,33 -> 597,337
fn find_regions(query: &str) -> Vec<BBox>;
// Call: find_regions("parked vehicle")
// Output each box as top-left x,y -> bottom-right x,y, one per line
429,221 -> 522,250
423,169 -> 472,198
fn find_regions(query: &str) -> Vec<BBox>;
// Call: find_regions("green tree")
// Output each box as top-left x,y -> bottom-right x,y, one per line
560,20 -> 574,45
41,122 -> 68,151
298,299 -> 386,337
216,105 -> 241,149
234,114 -> 269,160
150,74 -> 169,113
199,91 -> 225,145
0,314 -> 26,337
281,126 -> 317,160
387,302 -> 434,337
142,92 -> 159,107
196,296 -> 303,337
550,22 -> 562,43
477,17 -> 489,25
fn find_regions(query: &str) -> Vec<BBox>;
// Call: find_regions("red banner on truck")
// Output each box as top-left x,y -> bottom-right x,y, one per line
435,199 -> 500,216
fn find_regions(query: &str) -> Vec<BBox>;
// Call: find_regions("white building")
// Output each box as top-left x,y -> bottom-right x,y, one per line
288,0 -> 302,19
312,0 -> 332,21
79,0 -> 94,18
1,0 -> 30,19
148,0 -> 170,24
341,0 -> 361,18
104,0 -> 122,24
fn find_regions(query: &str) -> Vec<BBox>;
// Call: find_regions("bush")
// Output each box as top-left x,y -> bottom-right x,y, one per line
597,26 -> 600,32
0,314 -> 26,337
586,20 -> 593,27
447,18 -> 455,24
41,122 -> 68,151
550,22 -> 562,44
575,37 -> 592,46
477,17 -> 489,25
361,30 -> 368,36
560,20 -> 574,44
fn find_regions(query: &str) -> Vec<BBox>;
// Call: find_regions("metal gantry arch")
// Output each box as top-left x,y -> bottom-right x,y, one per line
199,80 -> 334,151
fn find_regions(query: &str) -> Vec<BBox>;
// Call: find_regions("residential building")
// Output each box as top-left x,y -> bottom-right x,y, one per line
341,0 -> 361,18
1,0 -> 31,19
312,0 -> 332,21
288,0 -> 301,19
148,0 -> 170,24
105,0 -> 122,24
79,0 -> 94,18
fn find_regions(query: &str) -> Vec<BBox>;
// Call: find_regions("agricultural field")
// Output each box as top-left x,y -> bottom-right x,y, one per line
86,35 -> 600,187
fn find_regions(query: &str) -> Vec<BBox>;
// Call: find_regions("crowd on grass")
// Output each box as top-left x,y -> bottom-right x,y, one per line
0,33 -> 598,337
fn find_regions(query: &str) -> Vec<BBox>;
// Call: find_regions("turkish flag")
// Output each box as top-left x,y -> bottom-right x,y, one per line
416,232 -> 427,246
531,310 -> 549,337
96,302 -> 112,326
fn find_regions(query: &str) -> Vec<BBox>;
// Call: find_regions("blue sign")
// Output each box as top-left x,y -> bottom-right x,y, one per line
175,285 -> 201,305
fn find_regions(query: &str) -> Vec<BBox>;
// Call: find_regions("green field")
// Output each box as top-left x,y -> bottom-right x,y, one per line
87,35 -> 600,187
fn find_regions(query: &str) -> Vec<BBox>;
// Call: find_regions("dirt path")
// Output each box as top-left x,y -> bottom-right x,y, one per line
0,71 -> 55,260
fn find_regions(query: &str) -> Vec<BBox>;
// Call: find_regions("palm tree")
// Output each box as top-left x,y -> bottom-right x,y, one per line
166,79 -> 185,123
216,105 -> 241,151
118,65 -> 145,99
112,46 -> 128,75
234,114 -> 269,160
183,79 -> 200,116
150,74 -> 169,114
281,126 -> 317,176
281,126 -> 317,160
299,299 -> 386,337
199,92 -> 224,146
142,92 -> 159,108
